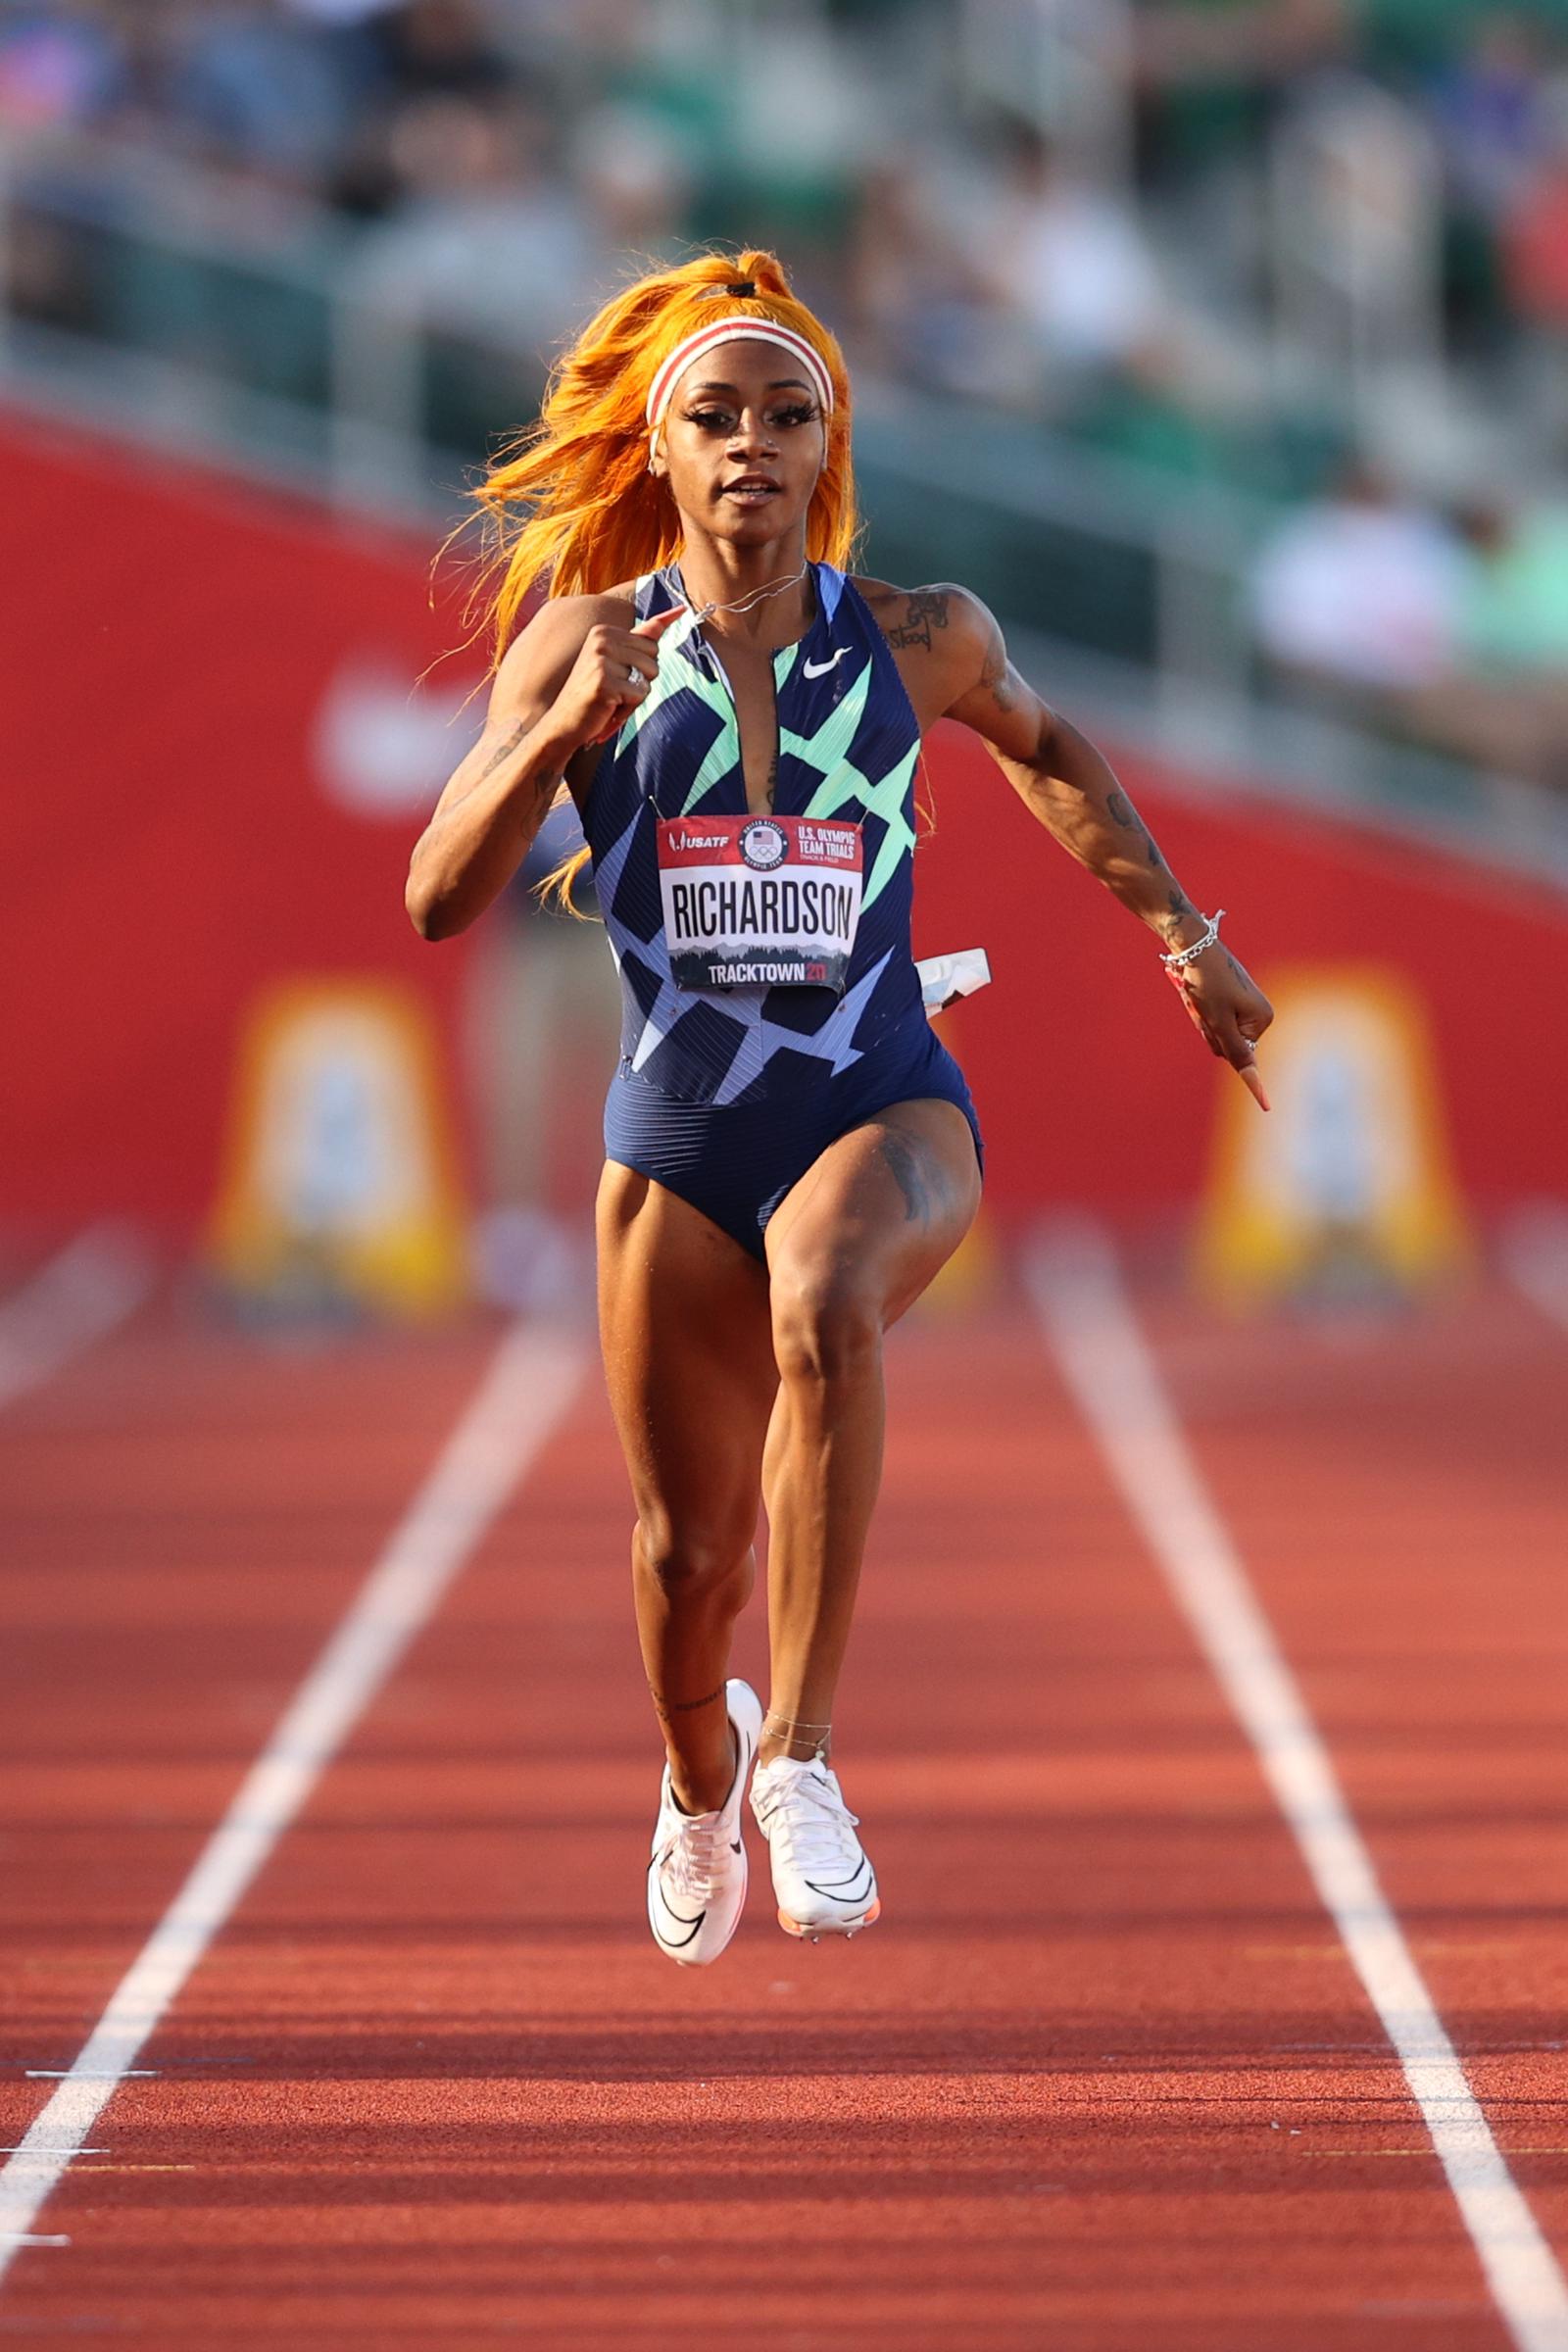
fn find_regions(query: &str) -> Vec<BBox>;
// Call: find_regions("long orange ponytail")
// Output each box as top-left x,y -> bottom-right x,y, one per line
471,248 -> 860,663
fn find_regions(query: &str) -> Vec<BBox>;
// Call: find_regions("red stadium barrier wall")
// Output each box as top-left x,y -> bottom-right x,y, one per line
5,411 -> 1564,1247
3,415 -> 484,1242
911,726 -> 1568,1220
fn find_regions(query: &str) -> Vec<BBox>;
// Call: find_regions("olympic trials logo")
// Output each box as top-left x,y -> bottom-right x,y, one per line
738,818 -> 788,871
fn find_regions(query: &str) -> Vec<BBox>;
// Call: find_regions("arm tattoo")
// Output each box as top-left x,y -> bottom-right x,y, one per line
426,714 -> 558,845
1005,701 -> 1203,933
887,587 -> 952,652
1105,785 -> 1176,878
475,714 -> 536,784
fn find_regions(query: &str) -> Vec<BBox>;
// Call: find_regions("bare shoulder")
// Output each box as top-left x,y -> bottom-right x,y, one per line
852,576 -> 997,725
853,576 -> 991,656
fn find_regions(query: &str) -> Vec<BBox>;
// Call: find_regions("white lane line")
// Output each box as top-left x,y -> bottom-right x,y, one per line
1500,1204 -> 1568,1337
0,1314 -> 589,2288
1028,1221 -> 1568,2352
0,1223 -> 157,1410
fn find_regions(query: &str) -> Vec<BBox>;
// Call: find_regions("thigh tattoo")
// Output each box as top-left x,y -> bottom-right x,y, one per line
881,1129 -> 935,1226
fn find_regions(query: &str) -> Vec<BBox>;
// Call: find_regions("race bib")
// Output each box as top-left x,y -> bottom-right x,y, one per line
657,814 -> 863,993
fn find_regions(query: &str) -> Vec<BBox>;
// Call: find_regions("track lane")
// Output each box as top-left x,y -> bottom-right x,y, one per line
0,1312 -> 1530,2350
0,1317 -> 580,2248
1121,1277 -> 1568,2254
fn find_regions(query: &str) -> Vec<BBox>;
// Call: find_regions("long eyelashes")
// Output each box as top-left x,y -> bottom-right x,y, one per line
681,405 -> 820,433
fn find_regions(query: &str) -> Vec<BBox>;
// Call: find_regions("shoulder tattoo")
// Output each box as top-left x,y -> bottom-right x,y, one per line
886,587 -> 953,652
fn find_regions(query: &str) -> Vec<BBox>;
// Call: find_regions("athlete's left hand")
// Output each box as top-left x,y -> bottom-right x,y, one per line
1165,944 -> 1274,1110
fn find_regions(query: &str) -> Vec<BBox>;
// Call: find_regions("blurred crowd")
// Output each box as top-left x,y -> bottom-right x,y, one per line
8,0 -> 1568,785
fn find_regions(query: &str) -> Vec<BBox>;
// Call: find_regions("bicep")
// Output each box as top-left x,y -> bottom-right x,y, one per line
941,601 -> 1059,770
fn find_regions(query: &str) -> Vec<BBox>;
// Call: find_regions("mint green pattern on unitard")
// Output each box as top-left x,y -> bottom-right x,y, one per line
787,657 -> 919,911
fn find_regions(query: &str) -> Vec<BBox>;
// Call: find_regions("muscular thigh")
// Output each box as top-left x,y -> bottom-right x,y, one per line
597,1162 -> 779,1544
764,1098 -> 982,1327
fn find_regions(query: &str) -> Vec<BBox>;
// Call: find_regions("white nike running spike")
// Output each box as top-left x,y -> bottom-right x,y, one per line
647,1680 -> 762,1967
749,1754 -> 881,1939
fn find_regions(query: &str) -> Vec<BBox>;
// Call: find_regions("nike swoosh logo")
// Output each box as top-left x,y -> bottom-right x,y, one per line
803,649 -> 849,678
805,1862 -> 873,1901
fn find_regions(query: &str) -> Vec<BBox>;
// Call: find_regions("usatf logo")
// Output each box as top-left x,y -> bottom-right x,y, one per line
739,818 -> 788,871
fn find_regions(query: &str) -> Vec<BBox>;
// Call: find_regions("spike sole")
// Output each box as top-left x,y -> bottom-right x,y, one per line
777,1896 -> 881,1940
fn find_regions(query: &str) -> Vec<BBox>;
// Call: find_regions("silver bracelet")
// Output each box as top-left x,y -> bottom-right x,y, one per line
1160,907 -> 1225,970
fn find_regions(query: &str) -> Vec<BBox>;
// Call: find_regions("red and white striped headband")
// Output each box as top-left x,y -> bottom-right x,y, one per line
645,317 -> 835,442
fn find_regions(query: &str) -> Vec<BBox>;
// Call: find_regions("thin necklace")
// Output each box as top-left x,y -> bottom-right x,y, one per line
676,561 -> 809,622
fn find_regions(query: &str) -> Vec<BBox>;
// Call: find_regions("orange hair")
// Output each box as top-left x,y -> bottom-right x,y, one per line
472,248 -> 859,660
470,250 -> 859,912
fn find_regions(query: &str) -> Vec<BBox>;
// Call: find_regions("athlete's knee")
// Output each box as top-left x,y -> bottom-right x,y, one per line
770,1259 -> 881,1390
634,1515 -> 753,1606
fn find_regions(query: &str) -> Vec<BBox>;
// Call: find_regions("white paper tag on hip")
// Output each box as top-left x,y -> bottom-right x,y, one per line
657,814 -> 863,992
916,946 -> 992,1015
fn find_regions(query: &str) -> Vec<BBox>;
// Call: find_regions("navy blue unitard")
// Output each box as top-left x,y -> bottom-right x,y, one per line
587,562 -> 982,1259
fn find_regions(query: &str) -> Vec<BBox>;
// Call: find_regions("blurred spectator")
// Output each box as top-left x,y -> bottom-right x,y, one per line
8,0 -> 1568,829
360,0 -> 517,104
0,2 -> 122,133
569,103 -> 693,262
1250,460 -> 1470,710
1409,497 -> 1568,789
1134,0 -> 1351,183
1429,12 -> 1553,223
854,122 -> 1170,416
350,95 -> 591,345
283,0 -> 399,21
1504,111 -> 1568,330
346,91 -> 597,447
986,123 -> 1165,387
168,1 -> 360,188
848,152 -> 1024,401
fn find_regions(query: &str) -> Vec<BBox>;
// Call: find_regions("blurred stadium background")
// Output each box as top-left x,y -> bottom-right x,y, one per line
4,0 -> 1567,1316
6,12 -> 1568,2340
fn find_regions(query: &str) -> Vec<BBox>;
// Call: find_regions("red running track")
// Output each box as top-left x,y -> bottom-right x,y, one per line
0,1273 -> 1565,2351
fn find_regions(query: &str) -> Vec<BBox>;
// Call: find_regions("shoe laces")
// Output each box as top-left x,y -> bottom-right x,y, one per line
754,1763 -> 861,1876
661,1803 -> 727,1902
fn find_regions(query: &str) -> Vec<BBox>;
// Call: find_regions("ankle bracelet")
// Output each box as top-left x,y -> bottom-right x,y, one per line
762,1711 -> 832,1761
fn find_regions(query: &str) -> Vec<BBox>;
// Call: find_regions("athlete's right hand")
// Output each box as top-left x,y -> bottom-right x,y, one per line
552,605 -> 687,749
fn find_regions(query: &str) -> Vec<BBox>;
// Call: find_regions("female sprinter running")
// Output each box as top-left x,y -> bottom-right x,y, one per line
406,250 -> 1273,1965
